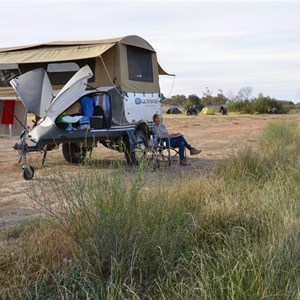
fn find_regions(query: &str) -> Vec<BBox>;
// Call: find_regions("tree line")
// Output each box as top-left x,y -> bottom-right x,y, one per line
163,86 -> 297,114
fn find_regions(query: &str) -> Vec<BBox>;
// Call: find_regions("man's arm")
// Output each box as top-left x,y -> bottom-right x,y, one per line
169,132 -> 182,138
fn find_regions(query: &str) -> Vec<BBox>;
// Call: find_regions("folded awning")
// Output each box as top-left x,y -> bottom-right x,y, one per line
0,43 -> 115,64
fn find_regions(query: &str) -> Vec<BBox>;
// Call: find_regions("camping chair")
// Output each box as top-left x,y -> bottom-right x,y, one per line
150,136 -> 181,170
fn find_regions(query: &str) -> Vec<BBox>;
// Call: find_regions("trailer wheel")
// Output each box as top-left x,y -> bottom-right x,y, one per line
62,142 -> 87,164
23,165 -> 34,180
125,130 -> 148,165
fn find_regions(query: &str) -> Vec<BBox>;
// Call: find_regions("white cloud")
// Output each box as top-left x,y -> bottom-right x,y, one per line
0,1 -> 300,101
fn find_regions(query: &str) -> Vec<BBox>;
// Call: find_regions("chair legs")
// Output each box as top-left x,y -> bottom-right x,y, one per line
148,137 -> 184,170
167,147 -> 181,163
152,155 -> 160,171
150,146 -> 183,170
151,147 -> 171,170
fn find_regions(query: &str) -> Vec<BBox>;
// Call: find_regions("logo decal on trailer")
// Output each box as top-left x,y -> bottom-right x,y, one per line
135,98 -> 142,105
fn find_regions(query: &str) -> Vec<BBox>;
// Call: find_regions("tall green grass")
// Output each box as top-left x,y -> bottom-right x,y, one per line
0,120 -> 299,299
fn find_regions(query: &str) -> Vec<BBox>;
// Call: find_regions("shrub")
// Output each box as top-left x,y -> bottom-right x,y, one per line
229,95 -> 292,114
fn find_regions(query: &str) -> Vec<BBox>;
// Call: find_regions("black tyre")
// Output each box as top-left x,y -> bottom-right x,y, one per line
124,130 -> 148,165
23,165 -> 34,180
62,142 -> 87,164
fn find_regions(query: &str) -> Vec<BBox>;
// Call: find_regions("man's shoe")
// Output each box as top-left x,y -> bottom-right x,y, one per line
180,158 -> 189,166
190,148 -> 201,155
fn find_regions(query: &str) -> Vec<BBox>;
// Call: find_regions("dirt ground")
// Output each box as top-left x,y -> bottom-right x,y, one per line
1,112 -> 299,236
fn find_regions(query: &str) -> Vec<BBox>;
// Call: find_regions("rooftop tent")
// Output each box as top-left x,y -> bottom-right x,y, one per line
0,35 -> 172,95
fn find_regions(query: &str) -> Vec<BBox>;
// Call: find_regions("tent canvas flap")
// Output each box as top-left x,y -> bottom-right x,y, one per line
0,44 -> 115,64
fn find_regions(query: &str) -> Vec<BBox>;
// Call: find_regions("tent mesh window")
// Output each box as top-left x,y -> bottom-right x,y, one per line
127,46 -> 153,82
0,69 -> 21,87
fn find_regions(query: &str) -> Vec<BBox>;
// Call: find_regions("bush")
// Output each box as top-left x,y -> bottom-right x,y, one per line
228,95 -> 293,114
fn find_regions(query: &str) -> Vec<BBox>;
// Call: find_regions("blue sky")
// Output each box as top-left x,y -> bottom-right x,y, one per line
0,1 -> 300,102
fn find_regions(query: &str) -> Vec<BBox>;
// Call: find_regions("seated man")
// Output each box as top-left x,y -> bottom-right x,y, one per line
152,113 -> 201,166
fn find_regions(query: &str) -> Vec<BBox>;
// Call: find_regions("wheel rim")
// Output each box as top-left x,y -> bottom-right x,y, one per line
134,137 -> 147,164
132,130 -> 148,165
124,130 -> 148,165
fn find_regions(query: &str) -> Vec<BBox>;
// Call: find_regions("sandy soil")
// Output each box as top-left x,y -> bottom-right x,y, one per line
0,112 -> 298,235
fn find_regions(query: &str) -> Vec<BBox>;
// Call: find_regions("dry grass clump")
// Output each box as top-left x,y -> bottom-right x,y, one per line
0,220 -> 78,299
0,120 -> 299,299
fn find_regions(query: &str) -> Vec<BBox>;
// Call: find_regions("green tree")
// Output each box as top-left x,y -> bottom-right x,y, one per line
201,87 -> 213,106
229,93 -> 292,114
184,94 -> 203,111
211,89 -> 228,106
236,86 -> 253,101
253,94 -> 283,114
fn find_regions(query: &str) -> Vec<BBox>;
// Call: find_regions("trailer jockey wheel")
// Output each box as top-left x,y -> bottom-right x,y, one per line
22,165 -> 35,180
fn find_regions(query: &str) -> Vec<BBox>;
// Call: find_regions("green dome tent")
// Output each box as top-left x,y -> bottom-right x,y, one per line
200,107 -> 215,115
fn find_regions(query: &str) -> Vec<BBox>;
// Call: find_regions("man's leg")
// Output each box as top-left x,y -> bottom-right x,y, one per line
179,136 -> 192,150
171,136 -> 201,156
178,136 -> 201,155
170,137 -> 186,160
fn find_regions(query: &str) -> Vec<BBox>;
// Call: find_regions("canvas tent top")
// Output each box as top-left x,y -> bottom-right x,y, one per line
166,107 -> 182,114
0,35 -> 170,75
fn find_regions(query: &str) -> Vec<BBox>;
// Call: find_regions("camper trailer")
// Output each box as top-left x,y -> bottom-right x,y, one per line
0,35 -> 171,179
